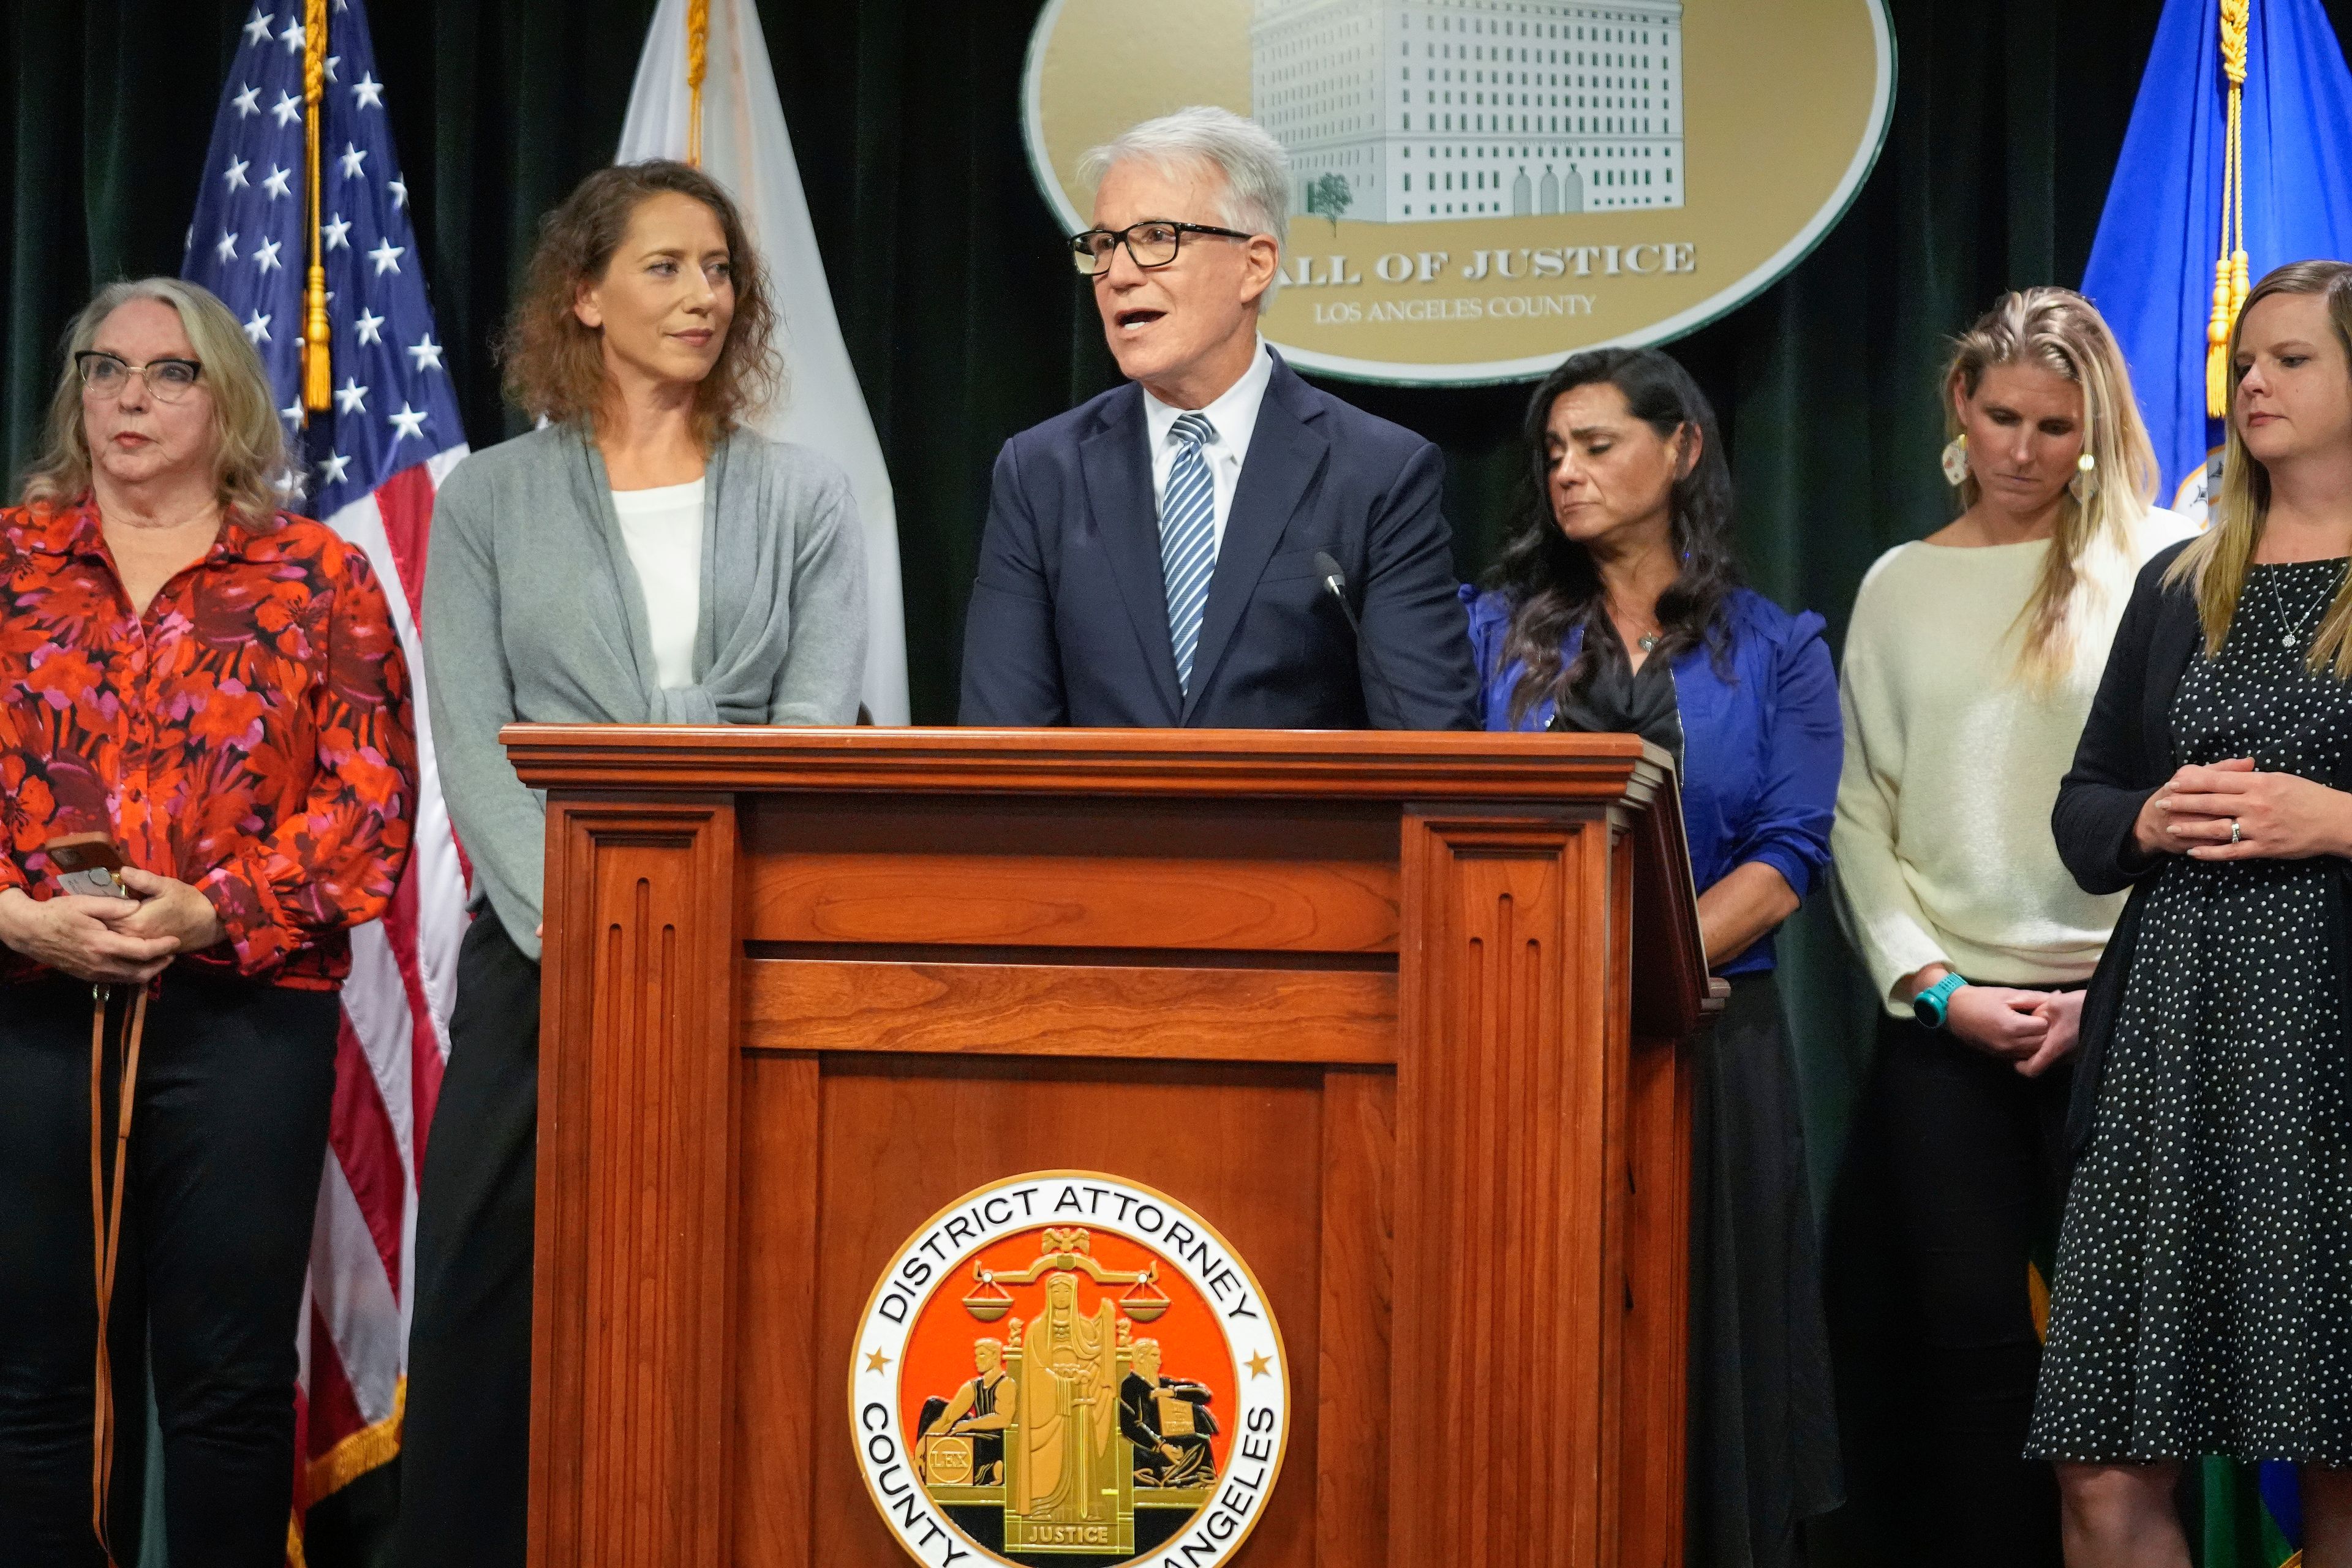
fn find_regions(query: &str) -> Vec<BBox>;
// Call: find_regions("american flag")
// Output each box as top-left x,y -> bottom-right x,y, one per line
181,1 -> 467,1552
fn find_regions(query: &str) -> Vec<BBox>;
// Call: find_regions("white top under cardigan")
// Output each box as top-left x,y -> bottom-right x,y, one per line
610,478 -> 706,689
422,425 -> 866,963
1832,508 -> 2199,1012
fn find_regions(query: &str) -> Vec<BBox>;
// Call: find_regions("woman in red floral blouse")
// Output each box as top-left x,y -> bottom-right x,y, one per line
0,277 -> 415,1566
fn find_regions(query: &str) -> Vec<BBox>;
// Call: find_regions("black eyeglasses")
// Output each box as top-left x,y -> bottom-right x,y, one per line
1069,220 -> 1256,277
75,351 -> 204,403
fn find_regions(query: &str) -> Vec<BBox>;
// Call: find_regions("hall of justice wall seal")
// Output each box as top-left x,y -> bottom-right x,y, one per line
851,1174 -> 1291,1568
1023,0 -> 1895,384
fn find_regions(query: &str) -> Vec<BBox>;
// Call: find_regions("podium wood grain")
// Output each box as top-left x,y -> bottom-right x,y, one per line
530,797 -> 741,1568
741,958 -> 1396,1063
513,728 -> 1709,1568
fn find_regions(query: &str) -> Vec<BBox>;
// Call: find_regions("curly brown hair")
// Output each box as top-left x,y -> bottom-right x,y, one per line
499,160 -> 780,445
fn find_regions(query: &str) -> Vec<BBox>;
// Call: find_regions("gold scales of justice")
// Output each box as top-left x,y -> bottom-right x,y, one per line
920,1227 -> 1207,1557
962,1226 -> 1172,1323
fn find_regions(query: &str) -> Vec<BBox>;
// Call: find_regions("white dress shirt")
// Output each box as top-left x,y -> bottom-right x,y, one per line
609,478 -> 706,689
1141,340 -> 1276,552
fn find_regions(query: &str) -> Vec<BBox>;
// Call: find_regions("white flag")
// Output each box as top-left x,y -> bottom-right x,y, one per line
617,0 -> 910,724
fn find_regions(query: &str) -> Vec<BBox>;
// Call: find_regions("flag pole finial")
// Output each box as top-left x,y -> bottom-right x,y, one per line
2206,0 -> 2252,418
685,0 -> 710,168
301,0 -> 331,415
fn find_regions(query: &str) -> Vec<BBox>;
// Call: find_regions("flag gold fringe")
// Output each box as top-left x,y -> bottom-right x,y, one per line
284,1376 -> 407,1568
301,0 -> 331,413
2206,0 -> 2251,417
303,1375 -> 407,1502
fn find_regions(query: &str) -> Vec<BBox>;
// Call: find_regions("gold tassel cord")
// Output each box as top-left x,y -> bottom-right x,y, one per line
2206,0 -> 2251,418
685,0 -> 710,168
301,0 -> 331,413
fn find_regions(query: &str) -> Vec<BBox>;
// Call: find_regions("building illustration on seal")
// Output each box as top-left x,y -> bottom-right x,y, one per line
1250,0 -> 1686,222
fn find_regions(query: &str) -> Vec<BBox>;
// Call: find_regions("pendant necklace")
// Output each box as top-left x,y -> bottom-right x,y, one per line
2265,562 -> 2342,652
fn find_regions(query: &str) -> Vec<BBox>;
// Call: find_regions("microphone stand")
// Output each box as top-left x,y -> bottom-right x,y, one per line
1314,551 -> 1412,730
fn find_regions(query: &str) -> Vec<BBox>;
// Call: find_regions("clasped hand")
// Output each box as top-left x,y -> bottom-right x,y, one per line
2135,757 -> 2352,862
1945,984 -> 2082,1078
0,868 -> 225,986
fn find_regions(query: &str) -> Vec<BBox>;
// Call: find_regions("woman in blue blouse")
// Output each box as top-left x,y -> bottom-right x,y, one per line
1464,347 -> 1844,1568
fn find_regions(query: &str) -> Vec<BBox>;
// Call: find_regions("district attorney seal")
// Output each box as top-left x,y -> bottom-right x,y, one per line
852,1173 -> 1292,1567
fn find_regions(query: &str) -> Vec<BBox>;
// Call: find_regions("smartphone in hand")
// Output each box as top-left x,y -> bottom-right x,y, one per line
42,832 -> 132,900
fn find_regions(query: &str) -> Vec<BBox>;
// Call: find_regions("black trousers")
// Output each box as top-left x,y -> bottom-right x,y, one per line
0,972 -> 337,1568
1687,972 -> 1844,1568
1869,1007 -> 2074,1568
396,910 -> 539,1568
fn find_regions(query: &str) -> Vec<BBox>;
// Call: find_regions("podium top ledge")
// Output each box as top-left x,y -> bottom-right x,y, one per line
502,723 -> 1674,805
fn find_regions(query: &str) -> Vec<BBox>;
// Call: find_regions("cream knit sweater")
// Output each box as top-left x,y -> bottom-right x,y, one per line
1832,510 -> 2198,1013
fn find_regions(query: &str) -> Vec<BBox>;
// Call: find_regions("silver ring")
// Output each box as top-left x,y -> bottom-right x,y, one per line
2230,817 -> 2244,845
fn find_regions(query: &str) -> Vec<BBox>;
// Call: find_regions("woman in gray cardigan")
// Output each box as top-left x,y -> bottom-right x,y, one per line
396,160 -> 864,1568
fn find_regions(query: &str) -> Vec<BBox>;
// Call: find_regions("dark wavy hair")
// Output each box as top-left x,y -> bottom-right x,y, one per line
1488,347 -> 1742,724
498,160 -> 780,446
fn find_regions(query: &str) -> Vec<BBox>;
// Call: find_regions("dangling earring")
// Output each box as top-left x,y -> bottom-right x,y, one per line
2069,451 -> 2098,505
1940,433 -> 1970,488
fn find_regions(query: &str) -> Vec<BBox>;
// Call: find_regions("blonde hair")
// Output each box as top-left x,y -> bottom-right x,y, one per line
18,277 -> 289,525
1944,287 -> 2159,688
2164,260 -> 2352,674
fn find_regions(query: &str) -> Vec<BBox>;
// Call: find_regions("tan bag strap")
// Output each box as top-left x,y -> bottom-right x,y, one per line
88,985 -> 148,1568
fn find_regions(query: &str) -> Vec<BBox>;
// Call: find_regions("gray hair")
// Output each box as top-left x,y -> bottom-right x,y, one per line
1077,107 -> 1289,307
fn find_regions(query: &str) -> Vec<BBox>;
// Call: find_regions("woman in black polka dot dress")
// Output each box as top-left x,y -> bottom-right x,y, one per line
2029,260 -> 2352,1565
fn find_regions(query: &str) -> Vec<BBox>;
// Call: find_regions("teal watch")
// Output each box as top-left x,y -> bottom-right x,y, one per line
1912,973 -> 1968,1029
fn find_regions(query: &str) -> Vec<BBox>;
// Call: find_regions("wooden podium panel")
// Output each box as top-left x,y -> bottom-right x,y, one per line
508,728 -> 1712,1568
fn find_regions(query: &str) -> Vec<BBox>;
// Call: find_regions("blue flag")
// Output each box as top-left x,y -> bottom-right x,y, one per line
2081,0 -> 2352,517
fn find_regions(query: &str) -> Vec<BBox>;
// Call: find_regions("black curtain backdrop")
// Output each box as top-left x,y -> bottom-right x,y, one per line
8,2 -> 2352,1562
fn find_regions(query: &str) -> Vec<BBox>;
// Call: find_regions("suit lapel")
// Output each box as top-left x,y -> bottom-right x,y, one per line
1077,387 -> 1185,719
1182,359 -> 1329,721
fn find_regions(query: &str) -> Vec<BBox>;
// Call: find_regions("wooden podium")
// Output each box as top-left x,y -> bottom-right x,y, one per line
504,726 -> 1715,1568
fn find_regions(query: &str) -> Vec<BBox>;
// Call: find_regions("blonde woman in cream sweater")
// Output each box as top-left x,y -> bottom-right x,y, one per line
1832,287 -> 2194,1568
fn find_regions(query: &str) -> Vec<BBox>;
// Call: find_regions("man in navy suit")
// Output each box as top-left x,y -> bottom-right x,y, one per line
959,107 -> 1479,730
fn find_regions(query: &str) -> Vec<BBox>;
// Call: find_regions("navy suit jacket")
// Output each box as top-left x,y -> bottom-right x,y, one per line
957,353 -> 1479,729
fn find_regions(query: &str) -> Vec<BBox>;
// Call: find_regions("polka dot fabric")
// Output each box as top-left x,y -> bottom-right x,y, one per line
2029,559 -> 2352,1463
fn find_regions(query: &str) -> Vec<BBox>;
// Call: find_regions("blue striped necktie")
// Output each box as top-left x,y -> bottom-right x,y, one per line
1160,412 -> 1220,696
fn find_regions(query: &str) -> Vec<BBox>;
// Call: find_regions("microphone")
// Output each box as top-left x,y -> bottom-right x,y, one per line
1314,551 -> 1412,730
